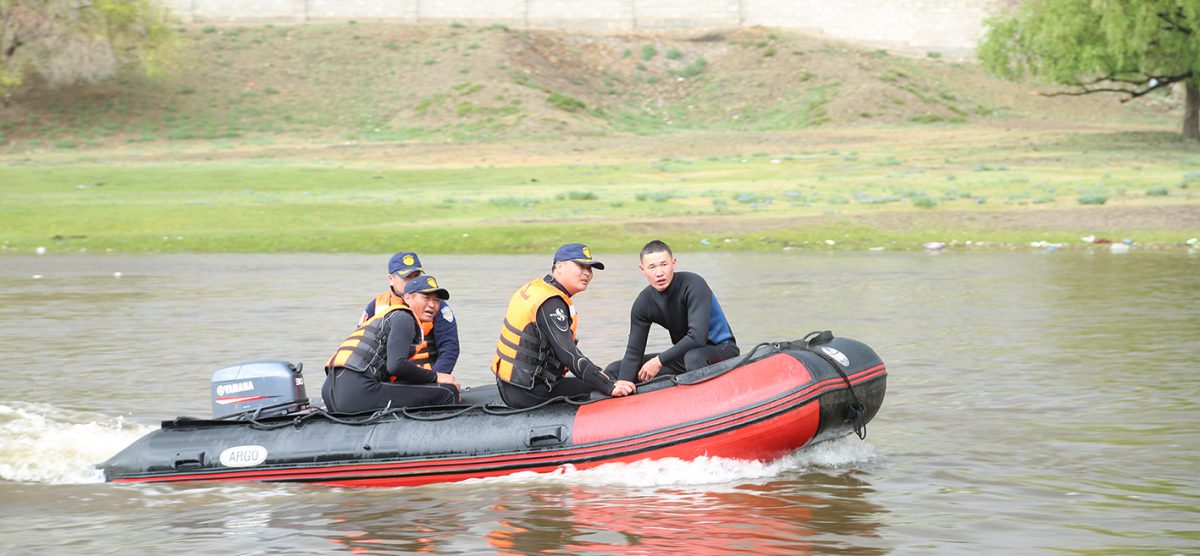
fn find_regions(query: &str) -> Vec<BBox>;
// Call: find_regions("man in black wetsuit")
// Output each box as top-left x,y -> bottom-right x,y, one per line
491,243 -> 637,409
609,239 -> 739,383
323,275 -> 462,413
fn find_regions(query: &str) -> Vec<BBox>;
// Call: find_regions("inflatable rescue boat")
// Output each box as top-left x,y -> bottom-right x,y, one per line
100,333 -> 886,487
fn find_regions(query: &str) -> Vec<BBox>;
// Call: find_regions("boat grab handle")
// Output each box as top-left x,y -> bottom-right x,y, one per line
173,451 -> 205,469
527,425 -> 566,447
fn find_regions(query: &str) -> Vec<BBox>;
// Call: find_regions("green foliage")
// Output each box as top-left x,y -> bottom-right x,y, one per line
669,58 -> 708,78
978,0 -> 1200,132
732,192 -> 771,204
641,44 -> 658,61
510,71 -> 546,91
558,190 -> 598,200
1077,193 -> 1109,205
910,113 -> 947,123
1,0 -> 179,95
635,191 -> 675,202
547,91 -> 585,112
452,82 -> 483,96
911,195 -> 937,208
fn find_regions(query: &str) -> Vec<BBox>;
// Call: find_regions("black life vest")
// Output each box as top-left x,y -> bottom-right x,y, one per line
364,290 -> 437,369
327,304 -> 420,376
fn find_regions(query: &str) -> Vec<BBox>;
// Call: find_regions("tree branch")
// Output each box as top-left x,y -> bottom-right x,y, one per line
1158,8 -> 1193,35
1043,72 -> 1193,102
1067,75 -> 1149,87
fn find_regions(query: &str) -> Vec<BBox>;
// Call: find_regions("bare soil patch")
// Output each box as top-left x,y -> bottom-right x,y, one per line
0,23 -> 1182,150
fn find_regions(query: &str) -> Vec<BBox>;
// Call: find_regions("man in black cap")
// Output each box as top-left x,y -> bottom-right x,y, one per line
359,251 -> 460,374
490,243 -> 636,408
324,275 -> 461,413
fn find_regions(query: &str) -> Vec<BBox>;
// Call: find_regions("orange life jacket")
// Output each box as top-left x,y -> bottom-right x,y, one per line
364,290 -> 436,370
491,278 -> 577,388
326,304 -> 420,375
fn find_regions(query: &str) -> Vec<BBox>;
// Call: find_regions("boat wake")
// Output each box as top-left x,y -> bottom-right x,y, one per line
0,401 -> 154,485
463,436 -> 878,488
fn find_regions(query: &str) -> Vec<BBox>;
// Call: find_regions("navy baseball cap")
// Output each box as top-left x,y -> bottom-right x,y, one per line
388,251 -> 423,276
553,243 -> 605,270
403,274 -> 449,300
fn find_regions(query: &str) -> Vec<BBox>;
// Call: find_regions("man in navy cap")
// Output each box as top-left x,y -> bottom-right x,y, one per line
324,275 -> 461,413
359,251 -> 460,374
490,243 -> 635,408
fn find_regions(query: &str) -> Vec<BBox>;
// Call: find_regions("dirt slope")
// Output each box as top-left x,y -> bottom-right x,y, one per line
0,22 -> 1182,151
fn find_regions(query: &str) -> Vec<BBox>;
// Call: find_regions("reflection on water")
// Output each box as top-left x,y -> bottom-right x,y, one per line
481,476 -> 885,556
0,250 -> 1197,554
482,487 -> 827,554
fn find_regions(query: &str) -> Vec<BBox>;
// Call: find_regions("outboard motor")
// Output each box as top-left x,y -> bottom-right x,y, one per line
211,360 -> 308,419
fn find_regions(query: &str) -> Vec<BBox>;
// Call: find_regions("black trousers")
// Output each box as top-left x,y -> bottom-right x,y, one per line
496,376 -> 592,409
604,342 -> 740,381
323,367 -> 458,413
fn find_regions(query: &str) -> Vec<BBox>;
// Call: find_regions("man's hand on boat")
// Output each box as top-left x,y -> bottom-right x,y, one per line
611,379 -> 636,397
435,372 -> 461,390
637,356 -> 664,382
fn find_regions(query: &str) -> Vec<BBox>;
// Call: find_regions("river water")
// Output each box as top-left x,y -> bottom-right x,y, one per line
0,250 -> 1196,554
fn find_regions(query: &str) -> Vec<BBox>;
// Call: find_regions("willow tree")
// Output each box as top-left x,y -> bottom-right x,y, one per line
978,0 -> 1200,141
1,0 -> 176,96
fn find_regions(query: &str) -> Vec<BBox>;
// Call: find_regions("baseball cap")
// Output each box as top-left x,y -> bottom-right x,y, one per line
403,274 -> 449,300
388,251 -> 423,276
553,243 -> 605,270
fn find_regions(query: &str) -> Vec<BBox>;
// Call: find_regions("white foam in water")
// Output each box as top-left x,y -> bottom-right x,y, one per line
786,435 -> 879,468
463,436 -> 877,488
0,401 -> 156,484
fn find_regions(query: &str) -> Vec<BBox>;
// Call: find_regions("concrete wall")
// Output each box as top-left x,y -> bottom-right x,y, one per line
745,0 -> 996,54
162,0 -> 1001,55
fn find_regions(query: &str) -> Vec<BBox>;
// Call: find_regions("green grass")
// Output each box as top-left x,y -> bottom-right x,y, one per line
671,58 -> 707,78
547,91 -> 586,112
2,130 -> 1195,254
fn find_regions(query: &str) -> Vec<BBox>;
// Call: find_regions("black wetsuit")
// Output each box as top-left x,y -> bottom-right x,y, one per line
323,310 -> 459,413
497,276 -> 618,409
610,271 -> 739,382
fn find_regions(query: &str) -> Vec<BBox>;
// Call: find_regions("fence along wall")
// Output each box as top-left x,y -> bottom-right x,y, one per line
160,0 -> 1000,56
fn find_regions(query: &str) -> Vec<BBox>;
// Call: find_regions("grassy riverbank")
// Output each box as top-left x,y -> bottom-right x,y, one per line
1,23 -> 1198,254
4,127 -> 1198,254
